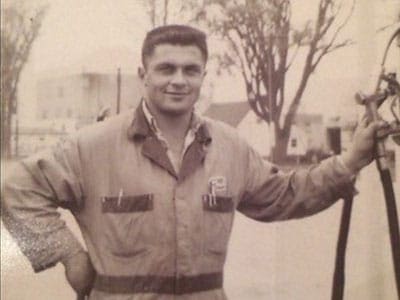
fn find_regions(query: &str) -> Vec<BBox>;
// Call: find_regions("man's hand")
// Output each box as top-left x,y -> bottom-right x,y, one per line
62,251 -> 95,297
341,117 -> 389,173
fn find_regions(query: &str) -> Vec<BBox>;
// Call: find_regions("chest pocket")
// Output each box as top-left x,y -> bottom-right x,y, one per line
102,194 -> 157,257
202,195 -> 235,256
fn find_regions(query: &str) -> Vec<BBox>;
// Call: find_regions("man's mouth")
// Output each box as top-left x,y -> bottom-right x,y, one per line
164,91 -> 189,96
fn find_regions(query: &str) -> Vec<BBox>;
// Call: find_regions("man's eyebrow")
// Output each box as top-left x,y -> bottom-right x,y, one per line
185,64 -> 202,69
153,63 -> 203,72
155,62 -> 175,68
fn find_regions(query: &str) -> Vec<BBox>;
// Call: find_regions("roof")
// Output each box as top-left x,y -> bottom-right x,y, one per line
203,102 -> 326,129
294,113 -> 323,124
203,102 -> 250,127
15,127 -> 67,135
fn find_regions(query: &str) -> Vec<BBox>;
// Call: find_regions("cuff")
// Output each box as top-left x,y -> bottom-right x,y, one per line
31,227 -> 85,273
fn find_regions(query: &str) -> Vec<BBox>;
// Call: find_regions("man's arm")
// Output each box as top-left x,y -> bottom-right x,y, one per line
237,119 -> 385,221
1,137 -> 94,294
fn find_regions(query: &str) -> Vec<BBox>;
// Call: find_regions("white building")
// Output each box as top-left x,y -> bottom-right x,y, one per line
36,72 -> 142,127
204,101 -> 328,160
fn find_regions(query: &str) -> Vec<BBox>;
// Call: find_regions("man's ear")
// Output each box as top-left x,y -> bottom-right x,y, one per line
202,69 -> 207,80
138,66 -> 146,80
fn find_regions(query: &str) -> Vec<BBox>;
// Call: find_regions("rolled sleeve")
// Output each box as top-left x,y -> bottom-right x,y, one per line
1,137 -> 85,272
238,145 -> 357,222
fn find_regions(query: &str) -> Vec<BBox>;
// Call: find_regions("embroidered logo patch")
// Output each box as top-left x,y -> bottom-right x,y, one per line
208,176 -> 227,194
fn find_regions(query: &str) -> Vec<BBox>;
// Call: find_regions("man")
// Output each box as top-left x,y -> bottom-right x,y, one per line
2,25 -> 385,299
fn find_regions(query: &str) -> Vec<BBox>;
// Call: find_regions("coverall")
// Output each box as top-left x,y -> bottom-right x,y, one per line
2,104 -> 355,299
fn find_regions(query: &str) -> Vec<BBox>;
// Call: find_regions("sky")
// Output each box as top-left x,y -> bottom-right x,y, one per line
7,0 -> 400,123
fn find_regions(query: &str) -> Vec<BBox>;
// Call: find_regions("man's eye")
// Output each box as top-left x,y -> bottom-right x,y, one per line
185,67 -> 201,76
157,65 -> 174,73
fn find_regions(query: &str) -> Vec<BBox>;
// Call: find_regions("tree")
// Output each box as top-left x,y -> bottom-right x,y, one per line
142,0 -> 178,28
1,3 -> 47,159
142,0 -> 200,28
188,0 -> 354,161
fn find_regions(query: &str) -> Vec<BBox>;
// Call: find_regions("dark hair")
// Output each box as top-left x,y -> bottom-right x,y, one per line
141,25 -> 208,67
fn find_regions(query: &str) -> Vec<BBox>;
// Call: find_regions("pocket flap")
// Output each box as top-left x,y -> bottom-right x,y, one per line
202,195 -> 234,213
102,194 -> 154,213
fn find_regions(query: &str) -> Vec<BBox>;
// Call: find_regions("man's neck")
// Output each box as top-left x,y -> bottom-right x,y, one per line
144,102 -> 192,143
154,112 -> 192,142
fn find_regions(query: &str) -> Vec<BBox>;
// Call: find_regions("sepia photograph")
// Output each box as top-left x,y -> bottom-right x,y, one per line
1,0 -> 400,299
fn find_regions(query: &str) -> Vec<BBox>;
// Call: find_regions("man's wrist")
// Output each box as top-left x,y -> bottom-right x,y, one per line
61,249 -> 87,268
338,152 -> 361,175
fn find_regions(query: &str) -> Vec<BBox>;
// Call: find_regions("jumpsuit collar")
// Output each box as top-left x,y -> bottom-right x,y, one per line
127,100 -> 212,180
127,99 -> 211,144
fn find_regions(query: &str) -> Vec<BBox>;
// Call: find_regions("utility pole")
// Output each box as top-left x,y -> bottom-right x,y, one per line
14,96 -> 19,158
15,116 -> 19,158
116,68 -> 121,114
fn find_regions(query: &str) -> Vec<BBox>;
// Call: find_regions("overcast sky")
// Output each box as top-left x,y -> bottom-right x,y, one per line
11,0 -> 400,122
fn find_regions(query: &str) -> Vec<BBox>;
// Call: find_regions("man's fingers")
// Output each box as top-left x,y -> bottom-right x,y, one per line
358,113 -> 384,128
366,120 -> 388,134
357,114 -> 371,129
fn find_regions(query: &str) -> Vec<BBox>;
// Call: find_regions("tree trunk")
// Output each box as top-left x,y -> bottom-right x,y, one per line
271,128 -> 290,163
1,98 -> 12,160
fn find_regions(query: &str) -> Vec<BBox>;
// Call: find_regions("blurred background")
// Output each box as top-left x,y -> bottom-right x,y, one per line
1,0 -> 399,299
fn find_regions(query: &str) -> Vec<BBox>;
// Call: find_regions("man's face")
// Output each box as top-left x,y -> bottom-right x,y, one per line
139,44 -> 206,117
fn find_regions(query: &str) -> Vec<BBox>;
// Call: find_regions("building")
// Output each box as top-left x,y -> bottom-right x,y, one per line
10,72 -> 143,158
204,101 -> 327,159
36,72 -> 142,128
204,101 -> 271,158
11,123 -> 69,158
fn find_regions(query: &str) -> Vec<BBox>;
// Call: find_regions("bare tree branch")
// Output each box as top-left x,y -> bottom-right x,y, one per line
1,3 -> 47,159
311,0 -> 355,70
163,0 -> 169,25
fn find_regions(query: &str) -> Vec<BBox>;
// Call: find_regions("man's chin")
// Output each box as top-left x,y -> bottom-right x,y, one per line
161,107 -> 191,117
160,98 -> 196,116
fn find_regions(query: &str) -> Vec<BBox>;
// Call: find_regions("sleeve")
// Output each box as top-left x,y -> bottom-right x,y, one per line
237,145 -> 356,222
1,136 -> 86,272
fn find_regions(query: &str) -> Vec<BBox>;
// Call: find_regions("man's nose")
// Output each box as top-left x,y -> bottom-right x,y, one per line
170,69 -> 187,86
